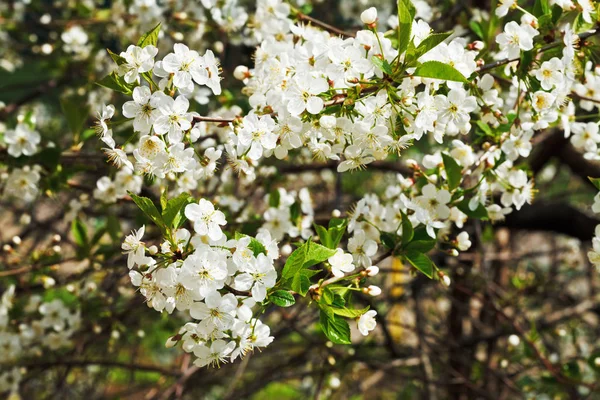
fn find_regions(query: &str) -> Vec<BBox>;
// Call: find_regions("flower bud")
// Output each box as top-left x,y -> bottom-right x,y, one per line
233,65 -> 249,80
12,236 -> 21,246
366,285 -> 381,296
165,336 -> 179,348
148,245 -> 158,255
508,334 -> 520,346
331,209 -> 341,218
366,266 -> 379,276
360,7 -> 378,25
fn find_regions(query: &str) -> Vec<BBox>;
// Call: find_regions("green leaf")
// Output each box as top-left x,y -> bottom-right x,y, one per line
137,22 -> 161,48
128,192 -> 166,233
533,0 -> 550,17
414,32 -> 452,58
292,273 -> 310,296
371,56 -> 393,75
327,218 -> 347,248
61,96 -> 89,136
234,232 -> 267,257
319,310 -> 352,344
269,188 -> 281,208
304,242 -> 337,268
322,286 -> 335,305
475,120 -> 494,137
456,199 -> 489,219
282,243 -> 308,279
107,48 -> 126,65
413,60 -> 468,83
71,218 -> 88,249
397,0 -> 416,55
314,224 -> 331,248
401,211 -> 414,245
96,72 -> 136,95
270,290 -> 296,307
162,192 -> 193,229
331,306 -> 369,318
442,153 -> 463,190
405,239 -> 436,253
71,218 -> 89,259
404,251 -> 434,278
380,232 -> 399,250
469,21 -> 484,40
589,176 -> 600,190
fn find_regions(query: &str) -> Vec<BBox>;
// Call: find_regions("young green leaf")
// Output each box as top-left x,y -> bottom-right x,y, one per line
71,218 -> 88,250
96,72 -> 136,95
304,242 -> 337,268
319,310 -> 352,344
589,176 -> 600,191
331,306 -> 369,318
371,56 -> 393,75
292,273 -> 311,296
456,199 -> 489,219
414,32 -> 452,58
137,22 -> 161,48
405,251 -> 434,278
314,224 -> 332,248
397,0 -> 416,55
442,153 -> 463,191
281,243 -> 308,279
162,192 -> 193,229
413,60 -> 468,83
128,192 -> 166,233
400,211 -> 414,245
270,290 -> 296,307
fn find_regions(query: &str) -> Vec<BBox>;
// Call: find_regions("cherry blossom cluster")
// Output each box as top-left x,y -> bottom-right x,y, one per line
95,41 -> 224,202
122,199 -> 280,367
0,287 -> 81,396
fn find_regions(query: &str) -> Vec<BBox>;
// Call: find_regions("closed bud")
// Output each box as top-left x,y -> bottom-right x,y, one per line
166,335 -> 180,348
332,209 -> 341,218
360,7 -> 378,25
148,245 -> 158,255
366,285 -> 381,296
233,65 -> 249,80
366,266 -> 379,276
12,236 -> 21,246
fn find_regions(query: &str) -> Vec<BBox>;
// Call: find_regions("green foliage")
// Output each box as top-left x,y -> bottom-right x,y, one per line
128,192 -> 167,234
161,192 -> 193,230
404,250 -> 434,278
234,232 -> 268,257
442,152 -> 463,190
96,72 -> 136,95
413,61 -> 468,83
397,0 -> 416,55
371,56 -> 393,75
314,218 -> 347,249
71,217 -> 89,259
269,290 -> 296,307
319,309 -> 351,344
137,22 -> 161,48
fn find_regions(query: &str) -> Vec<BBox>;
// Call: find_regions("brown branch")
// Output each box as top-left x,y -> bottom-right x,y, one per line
477,28 -> 600,73
295,12 -> 356,38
